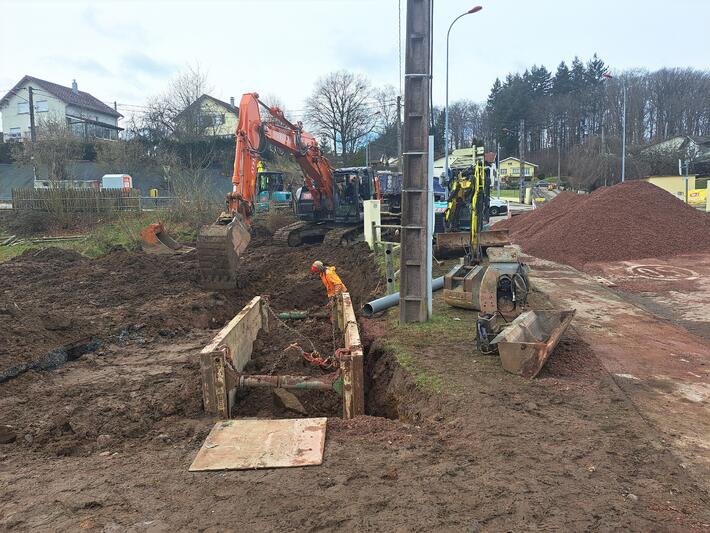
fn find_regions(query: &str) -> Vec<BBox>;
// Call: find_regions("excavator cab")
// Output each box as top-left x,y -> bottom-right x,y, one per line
255,171 -> 291,212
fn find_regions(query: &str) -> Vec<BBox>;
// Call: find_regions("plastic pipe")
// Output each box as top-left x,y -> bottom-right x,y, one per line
362,276 -> 445,317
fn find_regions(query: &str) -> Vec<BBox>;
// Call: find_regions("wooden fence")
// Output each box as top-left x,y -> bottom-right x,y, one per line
11,188 -> 140,213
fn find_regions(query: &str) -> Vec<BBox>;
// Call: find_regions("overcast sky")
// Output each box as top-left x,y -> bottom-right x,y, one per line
1,0 -> 709,128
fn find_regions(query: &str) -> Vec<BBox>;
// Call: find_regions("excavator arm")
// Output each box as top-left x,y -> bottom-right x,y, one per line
198,92 -> 335,290
229,92 -> 334,220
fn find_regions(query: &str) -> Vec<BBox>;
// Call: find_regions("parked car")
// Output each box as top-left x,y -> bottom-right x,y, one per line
489,198 -> 508,216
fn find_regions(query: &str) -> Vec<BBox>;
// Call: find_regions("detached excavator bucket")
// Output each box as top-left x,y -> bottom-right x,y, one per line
492,309 -> 576,378
434,231 -> 469,258
140,223 -> 193,255
197,216 -> 251,290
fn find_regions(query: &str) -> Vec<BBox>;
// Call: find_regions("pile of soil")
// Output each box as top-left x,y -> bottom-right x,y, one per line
0,237 -> 381,375
496,181 -> 710,269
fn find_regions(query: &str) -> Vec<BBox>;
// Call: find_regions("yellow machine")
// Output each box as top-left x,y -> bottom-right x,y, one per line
441,156 -> 575,379
436,153 -> 508,256
443,155 -> 528,316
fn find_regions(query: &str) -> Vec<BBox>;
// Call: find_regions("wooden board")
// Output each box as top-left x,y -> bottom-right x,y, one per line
189,418 -> 327,471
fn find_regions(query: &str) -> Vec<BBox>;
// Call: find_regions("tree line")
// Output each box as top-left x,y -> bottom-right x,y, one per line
435,55 -> 710,186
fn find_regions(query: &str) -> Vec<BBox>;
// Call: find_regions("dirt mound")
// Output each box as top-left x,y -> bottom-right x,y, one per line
497,181 -> 710,269
0,238 -> 382,375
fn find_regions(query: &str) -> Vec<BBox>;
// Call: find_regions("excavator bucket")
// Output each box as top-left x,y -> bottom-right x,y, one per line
197,216 -> 251,290
435,229 -> 511,258
492,309 -> 576,378
140,223 -> 193,255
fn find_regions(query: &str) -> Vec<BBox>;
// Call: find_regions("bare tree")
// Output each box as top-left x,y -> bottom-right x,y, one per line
11,118 -> 83,181
372,85 -> 399,135
140,64 -> 213,141
305,70 -> 378,159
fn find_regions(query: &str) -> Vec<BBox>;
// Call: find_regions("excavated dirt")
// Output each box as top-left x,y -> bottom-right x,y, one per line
234,315 -> 343,419
496,181 -> 710,270
2,219 -> 710,530
0,235 -> 381,376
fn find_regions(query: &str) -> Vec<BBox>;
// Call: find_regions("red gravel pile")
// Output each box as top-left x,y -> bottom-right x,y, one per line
496,181 -> 710,268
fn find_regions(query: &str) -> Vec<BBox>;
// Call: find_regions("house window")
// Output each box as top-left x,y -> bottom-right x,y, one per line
500,168 -> 507,175
524,168 -> 532,176
9,127 -> 21,139
36,100 -> 48,112
17,102 -> 29,114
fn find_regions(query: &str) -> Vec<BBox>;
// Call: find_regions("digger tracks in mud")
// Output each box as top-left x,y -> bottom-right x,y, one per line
321,226 -> 359,247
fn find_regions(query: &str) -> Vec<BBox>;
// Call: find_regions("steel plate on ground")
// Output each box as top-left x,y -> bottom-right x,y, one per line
189,417 -> 327,471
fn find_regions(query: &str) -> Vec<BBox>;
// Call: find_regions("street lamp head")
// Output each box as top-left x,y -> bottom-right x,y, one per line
468,6 -> 483,13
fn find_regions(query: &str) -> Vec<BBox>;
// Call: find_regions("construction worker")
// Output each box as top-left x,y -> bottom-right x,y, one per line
311,260 -> 347,301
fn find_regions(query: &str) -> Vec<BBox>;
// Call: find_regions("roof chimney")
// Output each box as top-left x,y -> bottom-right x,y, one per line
230,96 -> 235,107
72,79 -> 78,94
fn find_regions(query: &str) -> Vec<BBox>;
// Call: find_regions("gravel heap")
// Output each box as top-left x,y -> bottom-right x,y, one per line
496,181 -> 710,268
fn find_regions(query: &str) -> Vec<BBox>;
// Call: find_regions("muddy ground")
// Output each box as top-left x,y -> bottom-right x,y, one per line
1,230 -> 710,531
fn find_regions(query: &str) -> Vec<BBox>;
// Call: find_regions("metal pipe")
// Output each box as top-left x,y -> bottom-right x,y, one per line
239,374 -> 336,391
363,276 -> 444,317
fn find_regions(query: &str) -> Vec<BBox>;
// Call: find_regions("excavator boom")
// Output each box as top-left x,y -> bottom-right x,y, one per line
198,92 -> 336,289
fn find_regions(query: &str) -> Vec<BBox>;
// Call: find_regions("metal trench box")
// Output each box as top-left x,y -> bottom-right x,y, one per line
199,294 -> 365,420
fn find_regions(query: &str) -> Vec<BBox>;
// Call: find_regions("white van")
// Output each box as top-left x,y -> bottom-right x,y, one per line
101,174 -> 133,190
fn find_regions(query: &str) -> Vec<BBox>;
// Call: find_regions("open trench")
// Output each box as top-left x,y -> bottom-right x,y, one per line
229,311 -> 418,422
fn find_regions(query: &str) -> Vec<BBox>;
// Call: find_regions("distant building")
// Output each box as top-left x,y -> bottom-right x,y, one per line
174,94 -> 239,138
640,136 -> 710,174
433,147 -> 493,177
498,157 -> 538,180
0,75 -> 123,141
646,175 -> 697,202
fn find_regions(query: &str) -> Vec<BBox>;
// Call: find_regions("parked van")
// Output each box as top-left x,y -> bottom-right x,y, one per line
101,174 -> 133,190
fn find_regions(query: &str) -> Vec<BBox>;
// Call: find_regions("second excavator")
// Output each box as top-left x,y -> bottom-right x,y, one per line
197,92 -> 372,289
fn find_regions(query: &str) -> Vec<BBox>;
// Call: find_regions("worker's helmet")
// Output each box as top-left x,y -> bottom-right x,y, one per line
310,260 -> 324,273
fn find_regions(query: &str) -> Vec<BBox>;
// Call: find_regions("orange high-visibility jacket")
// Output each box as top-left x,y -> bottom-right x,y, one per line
319,266 -> 347,298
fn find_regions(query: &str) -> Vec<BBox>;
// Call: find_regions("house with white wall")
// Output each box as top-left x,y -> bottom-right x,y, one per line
0,75 -> 123,141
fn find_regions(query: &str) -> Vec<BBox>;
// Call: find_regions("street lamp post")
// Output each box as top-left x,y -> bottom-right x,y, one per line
444,6 -> 482,189
603,72 -> 626,182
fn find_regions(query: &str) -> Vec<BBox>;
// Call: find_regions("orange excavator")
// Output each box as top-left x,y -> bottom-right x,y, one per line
198,92 -> 358,289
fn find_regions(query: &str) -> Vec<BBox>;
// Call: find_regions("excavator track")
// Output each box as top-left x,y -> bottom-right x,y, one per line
322,226 -> 359,247
272,221 -> 311,247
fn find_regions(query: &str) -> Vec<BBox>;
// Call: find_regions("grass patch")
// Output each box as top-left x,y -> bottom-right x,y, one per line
379,297 -> 473,394
0,211 -> 200,263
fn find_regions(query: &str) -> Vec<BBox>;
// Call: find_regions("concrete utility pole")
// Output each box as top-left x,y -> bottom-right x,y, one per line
399,0 -> 432,323
518,118 -> 525,203
396,95 -> 402,170
28,86 -> 36,142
